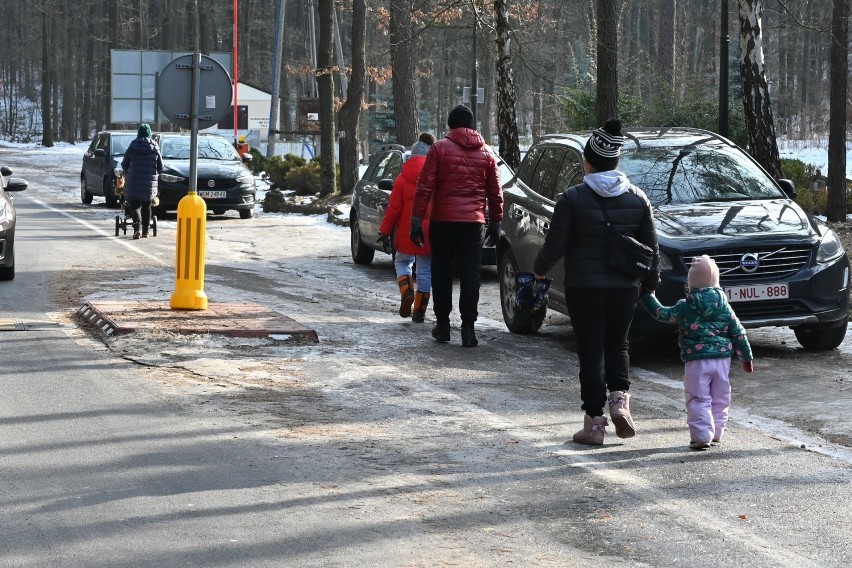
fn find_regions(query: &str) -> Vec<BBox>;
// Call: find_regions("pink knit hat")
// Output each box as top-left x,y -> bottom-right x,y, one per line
687,255 -> 720,290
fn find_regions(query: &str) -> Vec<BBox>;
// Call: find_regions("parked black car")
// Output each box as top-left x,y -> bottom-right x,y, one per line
152,133 -> 257,218
0,166 -> 28,281
498,127 -> 850,350
349,143 -> 515,265
81,130 -> 137,208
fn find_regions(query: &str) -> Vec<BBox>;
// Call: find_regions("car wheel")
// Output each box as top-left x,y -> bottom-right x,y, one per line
350,213 -> 375,265
104,176 -> 118,208
239,208 -> 253,219
793,319 -> 848,350
80,175 -> 93,204
0,250 -> 14,281
0,264 -> 14,281
499,248 -> 546,334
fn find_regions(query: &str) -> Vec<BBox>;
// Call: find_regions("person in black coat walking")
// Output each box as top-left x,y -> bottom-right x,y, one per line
533,119 -> 660,446
120,123 -> 162,239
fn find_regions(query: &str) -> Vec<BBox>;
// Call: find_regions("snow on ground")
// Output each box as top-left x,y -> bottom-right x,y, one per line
777,138 -> 852,179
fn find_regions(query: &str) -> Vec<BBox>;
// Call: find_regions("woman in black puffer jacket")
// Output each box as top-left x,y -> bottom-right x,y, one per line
120,123 -> 163,239
533,119 -> 660,446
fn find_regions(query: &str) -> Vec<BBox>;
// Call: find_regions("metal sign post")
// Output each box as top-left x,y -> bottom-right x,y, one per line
157,53 -> 233,310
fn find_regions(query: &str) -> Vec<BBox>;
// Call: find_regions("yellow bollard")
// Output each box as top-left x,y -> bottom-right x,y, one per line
170,192 -> 208,310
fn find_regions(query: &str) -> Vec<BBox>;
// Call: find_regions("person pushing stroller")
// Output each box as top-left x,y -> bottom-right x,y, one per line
120,123 -> 163,239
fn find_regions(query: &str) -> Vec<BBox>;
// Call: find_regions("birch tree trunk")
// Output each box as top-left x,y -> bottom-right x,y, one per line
826,0 -> 848,222
494,0 -> 521,169
738,0 -> 781,179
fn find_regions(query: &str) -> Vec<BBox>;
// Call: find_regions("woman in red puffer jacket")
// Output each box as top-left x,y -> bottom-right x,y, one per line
379,133 -> 435,323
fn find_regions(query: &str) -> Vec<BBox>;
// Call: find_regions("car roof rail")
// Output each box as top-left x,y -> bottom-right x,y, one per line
378,143 -> 405,151
537,133 -> 575,140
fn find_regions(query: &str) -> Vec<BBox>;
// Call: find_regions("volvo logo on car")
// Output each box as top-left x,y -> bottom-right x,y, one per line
740,253 -> 760,273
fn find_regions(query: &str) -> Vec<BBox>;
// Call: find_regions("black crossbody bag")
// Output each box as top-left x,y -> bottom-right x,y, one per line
593,190 -> 655,279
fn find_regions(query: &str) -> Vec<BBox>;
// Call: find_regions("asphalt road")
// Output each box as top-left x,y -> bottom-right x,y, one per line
1,145 -> 851,567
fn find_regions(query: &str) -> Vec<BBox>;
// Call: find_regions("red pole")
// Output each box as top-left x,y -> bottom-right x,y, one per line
233,0 -> 239,141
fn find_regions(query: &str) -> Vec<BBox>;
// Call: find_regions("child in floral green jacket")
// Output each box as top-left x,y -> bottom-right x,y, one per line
640,255 -> 754,450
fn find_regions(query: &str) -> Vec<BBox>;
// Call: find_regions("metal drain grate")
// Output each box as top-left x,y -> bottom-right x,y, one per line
76,304 -> 118,336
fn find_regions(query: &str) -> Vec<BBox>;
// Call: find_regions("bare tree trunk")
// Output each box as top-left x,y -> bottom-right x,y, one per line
595,0 -> 618,126
80,0 -> 96,140
389,0 -> 418,146
107,0 -> 119,128
738,0 -> 781,179
655,0 -> 675,97
317,0 -> 337,196
338,0 -> 366,195
494,0 -> 521,169
40,0 -> 53,147
186,0 -> 200,51
827,0 -> 848,222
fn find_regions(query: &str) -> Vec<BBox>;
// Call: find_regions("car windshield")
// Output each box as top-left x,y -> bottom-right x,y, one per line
619,142 -> 786,206
110,135 -> 135,156
159,136 -> 241,161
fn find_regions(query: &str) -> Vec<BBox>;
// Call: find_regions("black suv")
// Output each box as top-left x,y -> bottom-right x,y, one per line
81,130 -> 137,207
498,128 -> 850,350
349,143 -> 515,265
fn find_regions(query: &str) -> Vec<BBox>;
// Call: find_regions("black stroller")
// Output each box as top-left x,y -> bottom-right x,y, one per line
114,170 -> 158,237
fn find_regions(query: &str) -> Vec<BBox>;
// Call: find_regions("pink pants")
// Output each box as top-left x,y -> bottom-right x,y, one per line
683,358 -> 732,443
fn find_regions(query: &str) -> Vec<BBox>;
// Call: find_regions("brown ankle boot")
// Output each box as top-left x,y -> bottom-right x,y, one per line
411,291 -> 430,323
397,275 -> 414,317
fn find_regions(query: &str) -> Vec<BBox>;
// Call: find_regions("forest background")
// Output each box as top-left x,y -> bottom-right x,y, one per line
0,0 -> 848,208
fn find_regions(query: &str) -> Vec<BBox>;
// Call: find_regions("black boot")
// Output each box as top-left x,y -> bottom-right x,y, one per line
432,322 -> 450,343
461,322 -> 478,347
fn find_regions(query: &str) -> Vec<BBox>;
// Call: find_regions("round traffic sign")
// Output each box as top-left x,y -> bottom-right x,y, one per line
157,54 -> 233,130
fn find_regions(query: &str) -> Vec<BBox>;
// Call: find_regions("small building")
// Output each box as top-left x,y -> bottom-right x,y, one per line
211,82 -> 279,147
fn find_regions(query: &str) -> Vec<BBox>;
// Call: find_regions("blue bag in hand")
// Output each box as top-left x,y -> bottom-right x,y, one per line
532,278 -> 551,312
515,272 -> 535,315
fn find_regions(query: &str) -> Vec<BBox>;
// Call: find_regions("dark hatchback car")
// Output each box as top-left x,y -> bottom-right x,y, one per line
152,133 -> 257,218
0,166 -> 28,280
498,127 -> 850,350
349,143 -> 515,265
81,130 -> 137,207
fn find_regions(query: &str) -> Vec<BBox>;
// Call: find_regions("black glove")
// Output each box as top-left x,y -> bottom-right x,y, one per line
377,233 -> 392,254
484,221 -> 500,247
532,278 -> 551,312
409,217 -> 424,247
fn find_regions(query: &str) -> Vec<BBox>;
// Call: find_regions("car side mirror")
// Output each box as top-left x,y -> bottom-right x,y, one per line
0,166 -> 11,177
94,149 -> 106,157
378,179 -> 394,191
5,178 -> 28,192
777,178 -> 796,199
242,153 -> 252,162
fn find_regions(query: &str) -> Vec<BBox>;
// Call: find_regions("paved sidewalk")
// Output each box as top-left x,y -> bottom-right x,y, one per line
77,300 -> 318,341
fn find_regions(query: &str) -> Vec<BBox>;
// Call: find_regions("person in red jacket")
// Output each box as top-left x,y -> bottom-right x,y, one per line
378,132 -> 435,322
411,105 -> 504,347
